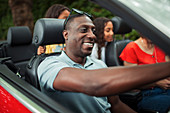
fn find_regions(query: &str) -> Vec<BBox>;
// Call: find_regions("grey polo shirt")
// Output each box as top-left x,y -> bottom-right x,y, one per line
38,51 -> 111,113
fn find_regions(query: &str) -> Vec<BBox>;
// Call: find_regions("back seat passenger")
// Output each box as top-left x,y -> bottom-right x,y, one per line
105,16 -> 132,66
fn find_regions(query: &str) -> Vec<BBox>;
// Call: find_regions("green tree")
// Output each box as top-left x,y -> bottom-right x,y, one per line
9,0 -> 34,33
0,0 -> 13,40
0,0 -> 139,41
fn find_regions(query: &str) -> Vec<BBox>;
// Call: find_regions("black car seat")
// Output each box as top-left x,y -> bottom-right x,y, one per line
112,40 -> 142,112
25,18 -> 65,90
3,26 -> 36,76
112,16 -> 132,35
0,40 -> 8,58
112,39 -> 132,66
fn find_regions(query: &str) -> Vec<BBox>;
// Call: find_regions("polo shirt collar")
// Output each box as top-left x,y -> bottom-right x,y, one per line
59,51 -> 93,68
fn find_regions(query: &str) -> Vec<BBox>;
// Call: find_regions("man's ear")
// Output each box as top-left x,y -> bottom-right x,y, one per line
63,30 -> 68,40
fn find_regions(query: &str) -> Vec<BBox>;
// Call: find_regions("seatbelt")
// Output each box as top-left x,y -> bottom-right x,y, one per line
0,57 -> 22,78
0,42 -> 7,58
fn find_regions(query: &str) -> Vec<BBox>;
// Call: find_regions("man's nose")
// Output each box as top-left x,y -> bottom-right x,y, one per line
87,29 -> 96,40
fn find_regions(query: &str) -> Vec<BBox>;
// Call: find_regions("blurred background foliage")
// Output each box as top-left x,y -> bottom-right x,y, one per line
0,0 -> 139,41
0,0 -> 14,40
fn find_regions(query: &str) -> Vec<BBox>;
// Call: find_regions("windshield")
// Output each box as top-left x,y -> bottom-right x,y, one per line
118,0 -> 170,38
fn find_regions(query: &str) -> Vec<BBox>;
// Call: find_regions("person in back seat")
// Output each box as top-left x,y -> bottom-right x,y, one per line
38,9 -> 170,113
119,34 -> 170,113
91,17 -> 114,62
37,4 -> 70,55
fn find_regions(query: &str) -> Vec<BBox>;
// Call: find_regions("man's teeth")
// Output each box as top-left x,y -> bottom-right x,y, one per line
84,43 -> 93,46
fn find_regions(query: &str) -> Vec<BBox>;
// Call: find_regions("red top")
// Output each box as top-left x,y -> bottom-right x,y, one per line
119,42 -> 166,65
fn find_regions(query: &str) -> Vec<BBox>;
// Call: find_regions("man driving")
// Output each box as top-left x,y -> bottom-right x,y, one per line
38,8 -> 170,113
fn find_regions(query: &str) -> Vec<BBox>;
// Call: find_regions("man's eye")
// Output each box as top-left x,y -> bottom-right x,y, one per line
79,28 -> 88,33
92,28 -> 96,33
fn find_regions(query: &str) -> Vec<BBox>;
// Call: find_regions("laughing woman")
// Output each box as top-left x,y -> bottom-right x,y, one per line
91,17 -> 114,62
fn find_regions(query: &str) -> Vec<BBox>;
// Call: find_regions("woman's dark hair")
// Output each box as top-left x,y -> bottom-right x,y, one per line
93,17 -> 111,59
45,4 -> 70,18
139,32 -> 153,45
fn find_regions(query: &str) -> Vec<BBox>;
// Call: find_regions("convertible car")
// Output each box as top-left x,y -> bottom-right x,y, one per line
0,0 -> 170,113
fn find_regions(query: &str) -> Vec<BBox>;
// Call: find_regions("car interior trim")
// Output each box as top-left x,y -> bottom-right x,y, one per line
0,77 -> 48,113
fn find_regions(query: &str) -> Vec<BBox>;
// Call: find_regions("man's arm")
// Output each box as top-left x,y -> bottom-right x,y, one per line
53,62 -> 170,96
165,55 -> 170,61
124,61 -> 137,66
124,61 -> 170,90
108,96 -> 136,113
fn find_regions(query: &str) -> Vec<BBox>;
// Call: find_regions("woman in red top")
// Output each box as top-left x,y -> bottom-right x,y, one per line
120,34 -> 170,113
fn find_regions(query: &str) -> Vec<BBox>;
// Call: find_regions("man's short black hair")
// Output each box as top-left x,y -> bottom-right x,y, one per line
64,14 -> 88,30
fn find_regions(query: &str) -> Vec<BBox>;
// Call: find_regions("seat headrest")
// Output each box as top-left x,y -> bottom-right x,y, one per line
7,26 -> 32,46
111,16 -> 132,34
32,18 -> 65,46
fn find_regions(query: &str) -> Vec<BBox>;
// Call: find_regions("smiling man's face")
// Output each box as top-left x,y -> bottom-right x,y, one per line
64,15 -> 96,58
